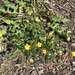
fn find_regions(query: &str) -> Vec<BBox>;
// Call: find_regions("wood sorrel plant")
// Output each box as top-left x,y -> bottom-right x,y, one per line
0,0 -> 70,60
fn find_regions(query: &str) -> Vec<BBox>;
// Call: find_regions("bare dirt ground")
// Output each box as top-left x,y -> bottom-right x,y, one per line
0,0 -> 75,75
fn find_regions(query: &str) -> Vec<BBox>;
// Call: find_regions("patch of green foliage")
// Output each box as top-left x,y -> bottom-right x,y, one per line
0,0 -> 70,61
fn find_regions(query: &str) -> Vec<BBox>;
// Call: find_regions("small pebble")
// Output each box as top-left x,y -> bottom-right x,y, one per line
72,62 -> 75,65
73,68 -> 75,71
29,58 -> 34,63
71,43 -> 75,47
67,30 -> 72,34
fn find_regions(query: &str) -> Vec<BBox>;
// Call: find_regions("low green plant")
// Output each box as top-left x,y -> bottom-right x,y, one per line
0,0 -> 70,61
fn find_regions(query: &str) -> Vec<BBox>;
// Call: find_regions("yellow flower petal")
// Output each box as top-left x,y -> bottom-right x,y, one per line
58,50 -> 63,55
24,44 -> 30,50
72,52 -> 75,57
37,42 -> 42,47
67,36 -> 70,41
42,49 -> 47,55
0,33 -> 2,37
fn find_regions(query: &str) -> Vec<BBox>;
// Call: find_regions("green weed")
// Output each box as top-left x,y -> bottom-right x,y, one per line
0,0 -> 70,61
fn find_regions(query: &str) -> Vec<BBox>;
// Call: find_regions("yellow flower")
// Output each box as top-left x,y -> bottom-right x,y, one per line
24,44 -> 30,50
37,42 -> 42,47
0,33 -> 2,37
42,49 -> 47,55
67,36 -> 70,41
72,52 -> 75,57
58,50 -> 63,55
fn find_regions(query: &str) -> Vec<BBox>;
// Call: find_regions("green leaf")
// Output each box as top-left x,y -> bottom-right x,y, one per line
39,36 -> 44,41
26,7 -> 33,15
0,28 -> 7,35
13,48 -> 21,55
52,23 -> 59,30
61,18 -> 70,23
51,14 -> 61,22
0,7 -> 6,13
28,10 -> 33,15
35,17 -> 40,22
1,17 -> 14,24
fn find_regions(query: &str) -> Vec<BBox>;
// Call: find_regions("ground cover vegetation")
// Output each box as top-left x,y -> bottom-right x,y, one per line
0,0 -> 72,61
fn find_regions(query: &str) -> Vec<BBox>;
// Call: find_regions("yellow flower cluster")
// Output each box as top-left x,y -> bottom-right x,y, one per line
24,42 -> 47,55
0,33 -> 2,37
24,41 -> 75,58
